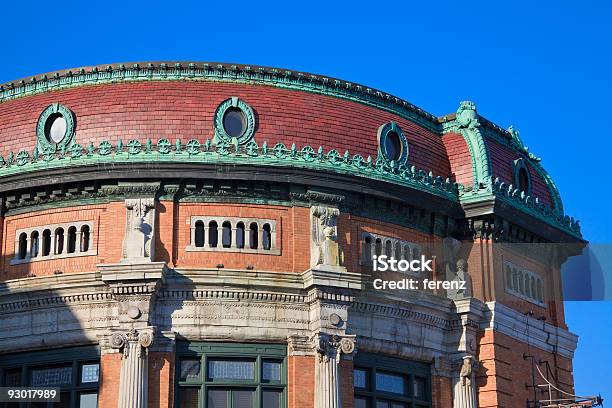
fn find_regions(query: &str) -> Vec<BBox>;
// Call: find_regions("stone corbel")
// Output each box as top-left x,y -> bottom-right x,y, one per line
123,197 -> 156,261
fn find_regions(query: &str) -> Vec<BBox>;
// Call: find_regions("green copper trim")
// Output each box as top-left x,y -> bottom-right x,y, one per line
36,103 -> 76,153
513,158 -> 532,196
0,62 -> 442,133
442,101 -> 492,186
377,121 -> 408,166
0,137 -> 459,201
213,96 -> 256,145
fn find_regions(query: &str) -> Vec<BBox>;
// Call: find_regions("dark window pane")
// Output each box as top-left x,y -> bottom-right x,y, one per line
354,368 -> 367,389
262,390 -> 281,408
4,369 -> 21,386
180,388 -> 200,408
31,366 -> 72,387
232,389 -> 253,408
262,361 -> 282,382
207,389 -> 228,408
223,108 -> 246,138
413,376 -> 426,399
355,397 -> 368,408
208,360 -> 255,380
376,401 -> 389,408
180,359 -> 201,381
375,372 -> 405,395
390,403 -> 406,408
385,131 -> 401,161
81,363 -> 100,383
58,392 -> 71,408
79,392 -> 98,408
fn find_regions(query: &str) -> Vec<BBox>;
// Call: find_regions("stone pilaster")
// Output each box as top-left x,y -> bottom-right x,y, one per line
313,332 -> 356,408
109,328 -> 154,408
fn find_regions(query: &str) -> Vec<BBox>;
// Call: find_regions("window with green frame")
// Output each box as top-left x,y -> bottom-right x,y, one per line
175,342 -> 287,408
0,346 -> 100,408
353,353 -> 431,408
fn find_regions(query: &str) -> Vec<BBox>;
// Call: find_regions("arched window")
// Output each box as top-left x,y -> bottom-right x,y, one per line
236,222 -> 245,249
384,241 -> 392,257
55,227 -> 65,255
375,239 -> 382,256
208,221 -> 218,248
403,245 -> 410,261
80,225 -> 90,252
30,231 -> 39,258
262,224 -> 272,250
67,226 -> 77,254
537,280 -> 544,302
42,229 -> 51,256
524,274 -> 530,298
194,221 -> 205,247
222,221 -> 232,248
506,265 -> 513,290
512,269 -> 518,291
364,236 -> 372,261
530,277 -> 536,300
412,247 -> 420,260
518,271 -> 524,294
394,243 -> 401,261
18,232 -> 27,260
249,223 -> 258,249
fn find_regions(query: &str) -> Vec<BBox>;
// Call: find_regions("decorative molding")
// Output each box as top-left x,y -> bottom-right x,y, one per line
513,157 -> 532,195
36,103 -> 76,153
377,121 -> 408,166
213,96 -> 256,145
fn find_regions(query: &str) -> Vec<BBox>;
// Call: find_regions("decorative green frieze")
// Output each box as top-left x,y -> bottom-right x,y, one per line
0,137 -> 459,201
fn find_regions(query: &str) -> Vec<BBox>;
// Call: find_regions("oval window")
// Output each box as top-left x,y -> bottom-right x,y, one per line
385,131 -> 402,161
45,113 -> 67,143
223,107 -> 247,138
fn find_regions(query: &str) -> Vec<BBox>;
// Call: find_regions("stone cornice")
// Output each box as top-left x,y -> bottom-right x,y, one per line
0,62 -> 442,133
482,301 -> 578,359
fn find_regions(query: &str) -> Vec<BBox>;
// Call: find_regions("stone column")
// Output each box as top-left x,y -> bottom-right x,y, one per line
313,333 -> 356,408
110,329 -> 154,408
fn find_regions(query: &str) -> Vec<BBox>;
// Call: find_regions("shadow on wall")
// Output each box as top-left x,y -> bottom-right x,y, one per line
0,247 -> 102,407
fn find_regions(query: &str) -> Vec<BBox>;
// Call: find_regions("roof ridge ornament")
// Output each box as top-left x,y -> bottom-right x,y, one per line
455,101 -> 492,188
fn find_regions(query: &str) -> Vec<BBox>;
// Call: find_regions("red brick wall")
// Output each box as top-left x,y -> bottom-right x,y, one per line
485,138 -> 552,206
99,353 -> 121,408
148,352 -> 175,408
477,329 -> 574,408
432,375 -> 453,408
0,204 -> 123,280
287,355 -> 315,408
442,132 -> 474,185
340,359 -> 355,408
0,81 -> 452,178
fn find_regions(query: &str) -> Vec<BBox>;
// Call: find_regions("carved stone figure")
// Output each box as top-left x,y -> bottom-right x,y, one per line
454,355 -> 478,408
311,206 -> 343,269
122,198 -> 155,262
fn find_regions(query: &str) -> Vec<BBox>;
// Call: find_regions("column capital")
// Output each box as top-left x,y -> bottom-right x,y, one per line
313,332 -> 356,361
109,328 -> 155,358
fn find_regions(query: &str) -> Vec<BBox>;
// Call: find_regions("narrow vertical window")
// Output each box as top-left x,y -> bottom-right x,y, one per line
506,265 -> 513,290
375,238 -> 382,256
18,232 -> 27,260
222,221 -> 232,248
30,231 -> 40,258
384,240 -> 392,257
209,221 -> 218,248
364,236 -> 372,262
42,229 -> 51,256
67,226 -> 77,254
194,221 -> 205,247
80,225 -> 91,252
236,222 -> 245,249
55,228 -> 65,255
403,245 -> 410,261
249,223 -> 258,249
394,242 -> 401,260
262,223 -> 272,250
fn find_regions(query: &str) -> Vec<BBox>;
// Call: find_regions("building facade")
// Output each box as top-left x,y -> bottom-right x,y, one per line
0,62 -> 584,408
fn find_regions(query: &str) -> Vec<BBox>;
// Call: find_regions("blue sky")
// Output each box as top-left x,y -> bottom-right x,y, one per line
1,0 -> 610,401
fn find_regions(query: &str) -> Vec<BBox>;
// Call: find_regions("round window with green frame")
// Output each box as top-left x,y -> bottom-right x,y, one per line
377,121 -> 408,165
36,103 -> 76,151
214,97 -> 256,145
